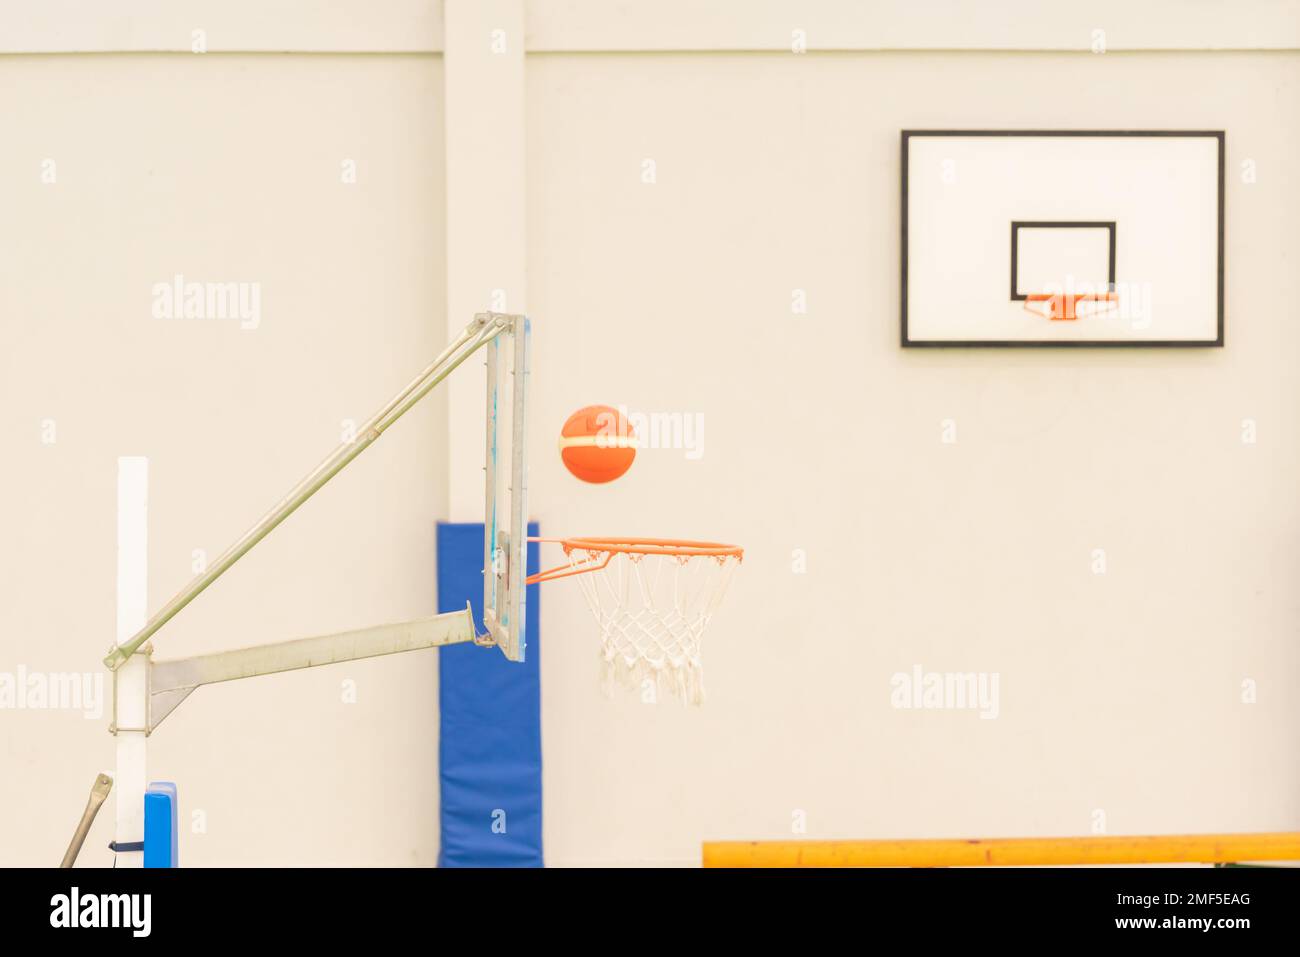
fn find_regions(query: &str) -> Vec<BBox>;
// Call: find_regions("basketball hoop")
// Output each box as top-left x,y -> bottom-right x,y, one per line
527,537 -> 743,704
1023,291 -> 1119,321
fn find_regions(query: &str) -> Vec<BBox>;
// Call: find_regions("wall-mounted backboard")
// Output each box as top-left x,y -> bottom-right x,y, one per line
901,131 -> 1224,347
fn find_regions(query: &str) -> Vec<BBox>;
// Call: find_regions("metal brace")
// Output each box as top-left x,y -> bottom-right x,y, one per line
109,603 -> 479,736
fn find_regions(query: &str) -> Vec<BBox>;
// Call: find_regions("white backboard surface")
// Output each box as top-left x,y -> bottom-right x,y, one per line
483,316 -> 531,661
902,131 -> 1224,345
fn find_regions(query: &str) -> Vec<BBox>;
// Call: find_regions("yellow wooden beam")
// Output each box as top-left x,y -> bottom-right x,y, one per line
703,832 -> 1300,868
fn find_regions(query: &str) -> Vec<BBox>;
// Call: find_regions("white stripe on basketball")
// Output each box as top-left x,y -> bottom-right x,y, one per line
558,434 -> 639,451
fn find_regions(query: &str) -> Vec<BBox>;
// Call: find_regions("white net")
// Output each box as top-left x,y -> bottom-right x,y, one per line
564,545 -> 741,704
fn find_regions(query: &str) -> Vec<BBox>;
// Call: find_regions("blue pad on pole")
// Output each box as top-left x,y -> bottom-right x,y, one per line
144,781 -> 178,868
436,522 -> 542,867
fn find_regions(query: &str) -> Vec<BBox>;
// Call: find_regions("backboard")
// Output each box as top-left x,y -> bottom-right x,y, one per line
482,314 -> 531,661
902,131 -> 1224,346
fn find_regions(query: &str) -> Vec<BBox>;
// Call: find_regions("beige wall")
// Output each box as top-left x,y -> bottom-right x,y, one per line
527,51 -> 1300,864
0,53 -> 447,865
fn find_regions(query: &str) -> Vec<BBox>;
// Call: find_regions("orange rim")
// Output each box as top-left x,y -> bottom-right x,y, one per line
525,536 -> 743,585
1023,291 -> 1119,321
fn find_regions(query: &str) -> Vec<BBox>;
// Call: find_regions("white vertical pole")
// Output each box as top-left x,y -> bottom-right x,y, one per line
114,456 -> 149,867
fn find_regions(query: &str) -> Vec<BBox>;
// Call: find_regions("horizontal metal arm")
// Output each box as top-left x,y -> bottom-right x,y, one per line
144,605 -> 479,732
104,313 -> 515,671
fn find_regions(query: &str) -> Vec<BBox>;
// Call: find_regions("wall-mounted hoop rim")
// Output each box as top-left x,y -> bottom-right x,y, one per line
1023,291 -> 1119,321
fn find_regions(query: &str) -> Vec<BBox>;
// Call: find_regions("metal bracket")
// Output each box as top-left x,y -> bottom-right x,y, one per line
104,312 -> 511,672
110,604 -> 478,735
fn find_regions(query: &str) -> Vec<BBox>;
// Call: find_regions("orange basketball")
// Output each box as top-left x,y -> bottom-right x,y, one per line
559,405 -> 637,483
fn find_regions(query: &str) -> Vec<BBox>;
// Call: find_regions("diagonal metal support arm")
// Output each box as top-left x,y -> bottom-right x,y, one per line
60,772 -> 114,868
104,313 -> 520,672
142,605 -> 479,733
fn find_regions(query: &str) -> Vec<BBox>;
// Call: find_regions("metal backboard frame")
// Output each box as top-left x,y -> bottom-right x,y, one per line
483,314 -> 531,661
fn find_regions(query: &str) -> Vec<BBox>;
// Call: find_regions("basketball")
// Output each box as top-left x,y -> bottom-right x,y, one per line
558,405 -> 637,483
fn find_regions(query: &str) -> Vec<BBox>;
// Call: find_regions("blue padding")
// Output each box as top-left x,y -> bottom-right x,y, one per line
437,522 -> 542,867
143,782 -> 178,868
